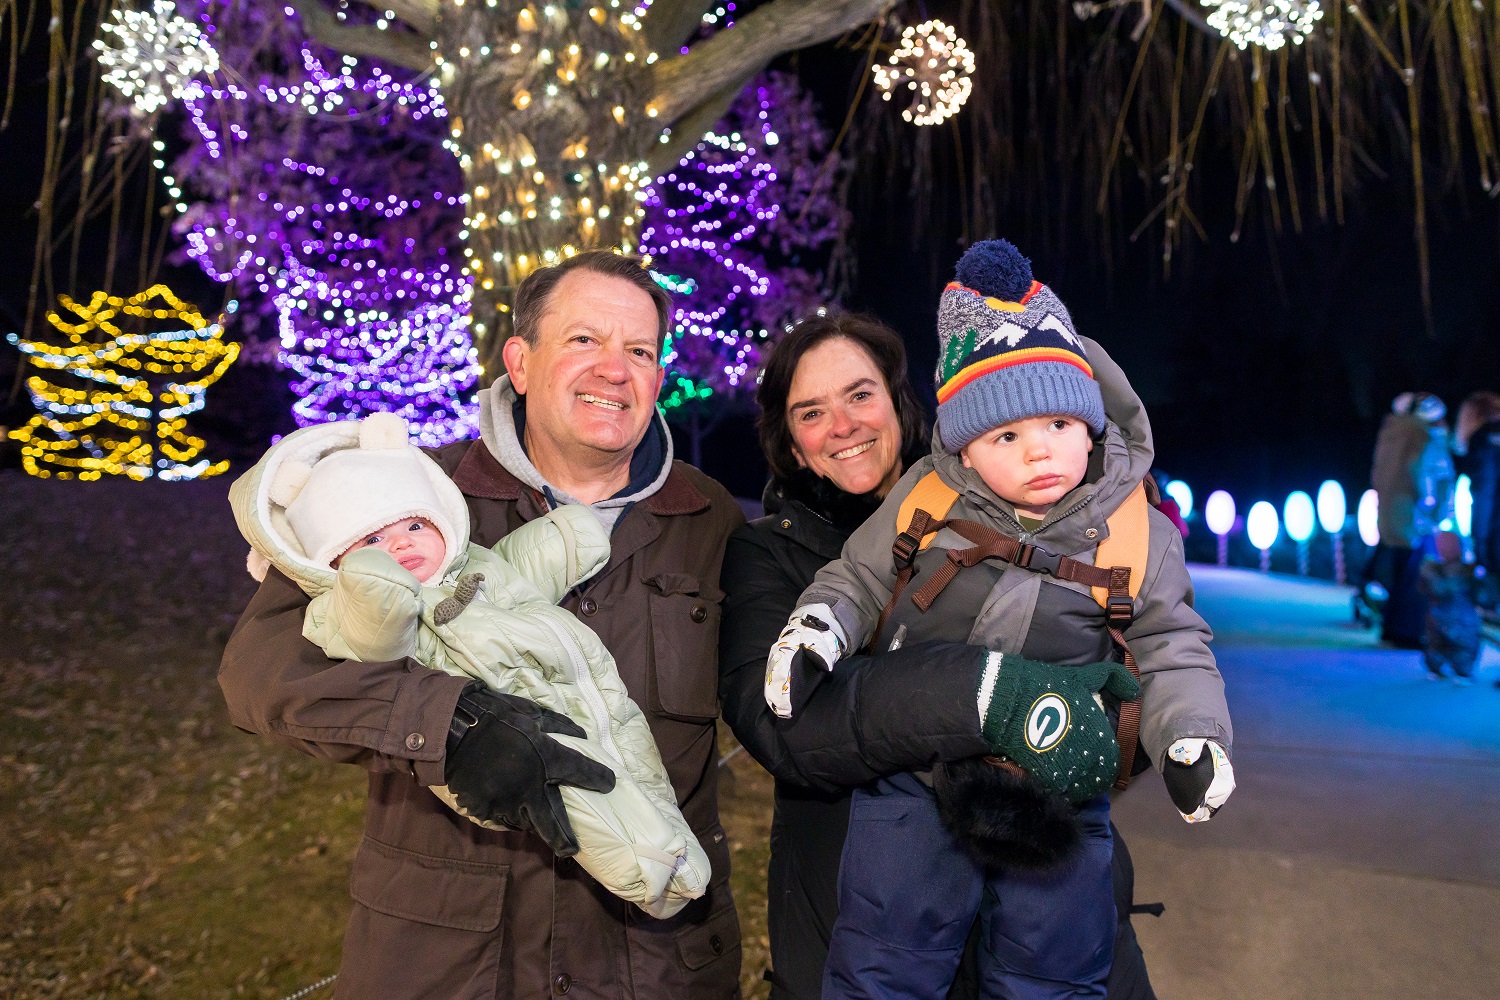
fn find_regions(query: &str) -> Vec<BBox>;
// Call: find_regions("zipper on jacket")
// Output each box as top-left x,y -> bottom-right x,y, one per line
536,615 -> 623,767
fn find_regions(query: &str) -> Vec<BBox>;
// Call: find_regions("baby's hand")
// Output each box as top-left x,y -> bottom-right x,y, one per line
763,604 -> 847,719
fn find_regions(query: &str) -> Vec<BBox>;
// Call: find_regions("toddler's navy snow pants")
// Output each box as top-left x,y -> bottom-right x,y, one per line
823,772 -> 1115,1000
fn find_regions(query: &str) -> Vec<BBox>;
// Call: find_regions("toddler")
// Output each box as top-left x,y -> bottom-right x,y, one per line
765,240 -> 1234,1000
231,412 -> 708,918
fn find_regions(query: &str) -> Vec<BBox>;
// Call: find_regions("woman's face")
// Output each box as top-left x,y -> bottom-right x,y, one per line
786,336 -> 904,497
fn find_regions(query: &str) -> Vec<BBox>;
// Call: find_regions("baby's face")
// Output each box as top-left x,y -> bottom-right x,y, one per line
336,517 -> 446,583
961,415 -> 1094,520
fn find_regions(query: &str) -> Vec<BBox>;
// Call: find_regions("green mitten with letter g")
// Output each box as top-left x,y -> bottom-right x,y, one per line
977,653 -> 1141,803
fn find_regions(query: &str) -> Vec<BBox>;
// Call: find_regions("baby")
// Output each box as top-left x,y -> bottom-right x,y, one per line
766,239 -> 1234,999
231,412 -> 708,918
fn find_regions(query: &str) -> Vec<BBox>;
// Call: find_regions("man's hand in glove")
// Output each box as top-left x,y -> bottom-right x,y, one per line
443,686 -> 617,856
764,603 -> 847,719
976,653 -> 1142,803
1162,738 -> 1235,823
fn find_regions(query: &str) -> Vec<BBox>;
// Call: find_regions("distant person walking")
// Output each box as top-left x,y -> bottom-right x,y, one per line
1453,391 -> 1500,587
1418,531 -> 1483,684
1367,392 -> 1455,648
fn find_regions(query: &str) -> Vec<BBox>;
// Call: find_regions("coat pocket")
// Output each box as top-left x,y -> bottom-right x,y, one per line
674,893 -> 742,973
647,575 -> 724,721
349,836 -> 509,932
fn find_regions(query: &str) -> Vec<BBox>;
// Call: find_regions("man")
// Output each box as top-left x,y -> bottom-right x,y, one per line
220,250 -> 745,998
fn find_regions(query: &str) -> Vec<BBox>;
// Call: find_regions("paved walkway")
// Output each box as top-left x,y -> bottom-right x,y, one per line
1112,566 -> 1500,1000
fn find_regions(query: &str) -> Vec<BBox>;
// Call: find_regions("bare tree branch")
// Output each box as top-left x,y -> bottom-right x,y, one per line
650,0 -> 895,126
289,0 -> 434,72
1160,0 -> 1217,37
351,0 -> 440,39
645,62 -> 766,175
644,0 -> 718,56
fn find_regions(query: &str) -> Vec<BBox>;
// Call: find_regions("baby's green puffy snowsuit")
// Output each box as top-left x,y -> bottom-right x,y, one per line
230,420 -> 709,918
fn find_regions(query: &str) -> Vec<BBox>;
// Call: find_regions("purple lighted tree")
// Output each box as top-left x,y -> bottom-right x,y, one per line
639,70 -> 848,465
167,3 -> 478,445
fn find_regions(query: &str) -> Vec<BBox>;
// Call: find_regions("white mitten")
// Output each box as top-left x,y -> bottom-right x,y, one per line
1163,738 -> 1235,823
764,603 -> 847,719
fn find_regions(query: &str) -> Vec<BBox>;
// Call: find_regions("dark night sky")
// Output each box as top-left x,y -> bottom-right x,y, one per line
2,9 -> 1498,508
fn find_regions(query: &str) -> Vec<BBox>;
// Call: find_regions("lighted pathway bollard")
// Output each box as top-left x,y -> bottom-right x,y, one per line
1358,489 -> 1381,547
1247,501 -> 1280,572
1205,490 -> 1236,567
1318,480 -> 1348,585
1284,491 -> 1315,575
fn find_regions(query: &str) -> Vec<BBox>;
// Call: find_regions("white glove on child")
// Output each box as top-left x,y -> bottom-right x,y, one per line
764,603 -> 847,719
1162,738 -> 1235,823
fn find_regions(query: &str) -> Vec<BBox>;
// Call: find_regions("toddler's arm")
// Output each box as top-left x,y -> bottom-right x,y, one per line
305,547 -> 424,663
1125,508 -> 1235,820
490,506 -> 611,605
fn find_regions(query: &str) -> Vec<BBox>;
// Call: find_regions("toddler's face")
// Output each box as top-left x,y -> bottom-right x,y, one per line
960,415 -> 1094,520
336,517 -> 446,583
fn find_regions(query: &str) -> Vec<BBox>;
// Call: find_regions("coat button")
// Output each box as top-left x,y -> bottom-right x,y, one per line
552,974 -> 572,995
1085,528 -> 1099,539
579,598 -> 598,616
690,604 -> 708,623
404,733 -> 425,751
780,519 -> 792,529
709,934 -> 724,956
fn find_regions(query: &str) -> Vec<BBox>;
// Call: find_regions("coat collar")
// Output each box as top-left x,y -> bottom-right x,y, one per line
450,439 -> 711,517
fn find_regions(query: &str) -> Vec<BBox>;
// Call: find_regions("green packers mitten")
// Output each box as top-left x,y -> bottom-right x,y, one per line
976,653 -> 1141,803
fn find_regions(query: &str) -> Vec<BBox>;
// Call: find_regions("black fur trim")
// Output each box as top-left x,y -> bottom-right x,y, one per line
931,758 -> 1083,872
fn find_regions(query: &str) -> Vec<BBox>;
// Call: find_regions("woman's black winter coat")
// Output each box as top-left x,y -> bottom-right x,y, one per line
718,476 -> 1157,1000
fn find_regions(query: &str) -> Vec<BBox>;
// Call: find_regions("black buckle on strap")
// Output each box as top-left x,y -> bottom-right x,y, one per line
1014,542 -> 1064,578
892,531 -> 920,567
1106,594 -> 1135,626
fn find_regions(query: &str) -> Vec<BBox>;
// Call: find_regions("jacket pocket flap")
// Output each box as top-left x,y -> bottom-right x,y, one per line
675,899 -> 741,972
649,591 -> 722,720
349,836 -> 508,932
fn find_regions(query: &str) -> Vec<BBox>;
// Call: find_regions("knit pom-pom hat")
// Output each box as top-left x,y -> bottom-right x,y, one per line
276,412 -> 462,582
934,239 -> 1105,453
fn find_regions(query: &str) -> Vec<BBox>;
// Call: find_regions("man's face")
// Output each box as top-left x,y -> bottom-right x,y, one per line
502,270 -> 665,464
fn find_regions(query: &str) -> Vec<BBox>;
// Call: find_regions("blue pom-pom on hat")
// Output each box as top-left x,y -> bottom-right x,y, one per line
954,239 -> 1033,302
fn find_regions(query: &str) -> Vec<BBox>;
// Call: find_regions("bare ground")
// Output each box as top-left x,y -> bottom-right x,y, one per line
0,472 -> 774,1000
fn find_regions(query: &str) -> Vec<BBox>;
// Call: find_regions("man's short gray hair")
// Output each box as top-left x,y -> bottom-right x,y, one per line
510,250 -> 673,349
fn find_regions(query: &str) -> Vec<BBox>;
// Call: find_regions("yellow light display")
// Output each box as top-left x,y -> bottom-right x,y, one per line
6,285 -> 240,481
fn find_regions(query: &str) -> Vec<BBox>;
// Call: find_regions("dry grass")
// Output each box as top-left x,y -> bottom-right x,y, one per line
0,473 -> 774,999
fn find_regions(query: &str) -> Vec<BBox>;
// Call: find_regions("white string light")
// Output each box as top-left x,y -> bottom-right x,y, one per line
1201,1 -> 1323,52
94,0 -> 219,115
873,19 -> 975,127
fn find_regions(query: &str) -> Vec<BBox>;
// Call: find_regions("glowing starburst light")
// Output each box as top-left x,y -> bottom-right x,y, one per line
872,19 -> 975,127
1201,1 -> 1323,52
94,1 -> 219,115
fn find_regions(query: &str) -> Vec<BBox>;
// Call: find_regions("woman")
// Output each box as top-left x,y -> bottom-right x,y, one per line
717,314 -> 1155,1000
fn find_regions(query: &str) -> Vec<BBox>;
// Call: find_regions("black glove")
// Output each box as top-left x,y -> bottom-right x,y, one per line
443,686 -> 617,857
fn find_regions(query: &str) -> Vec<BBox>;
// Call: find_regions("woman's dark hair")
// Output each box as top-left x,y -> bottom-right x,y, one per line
756,313 -> 928,483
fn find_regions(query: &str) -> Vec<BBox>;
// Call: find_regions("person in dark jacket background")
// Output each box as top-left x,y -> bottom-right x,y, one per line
717,314 -> 1156,1000
1454,391 -> 1500,589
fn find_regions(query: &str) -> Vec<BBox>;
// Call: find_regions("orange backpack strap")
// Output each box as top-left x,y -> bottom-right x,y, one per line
1091,480 -> 1153,790
868,472 -> 960,652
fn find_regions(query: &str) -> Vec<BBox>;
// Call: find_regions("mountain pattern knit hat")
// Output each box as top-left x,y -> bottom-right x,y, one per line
274,412 -> 462,581
934,239 -> 1105,453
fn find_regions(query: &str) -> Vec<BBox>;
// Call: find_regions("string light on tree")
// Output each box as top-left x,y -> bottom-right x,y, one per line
1200,1 -> 1323,52
873,19 -> 975,126
6,286 -> 239,481
94,0 -> 220,115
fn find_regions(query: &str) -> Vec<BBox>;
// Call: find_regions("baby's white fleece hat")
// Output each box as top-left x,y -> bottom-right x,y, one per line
271,412 -> 463,581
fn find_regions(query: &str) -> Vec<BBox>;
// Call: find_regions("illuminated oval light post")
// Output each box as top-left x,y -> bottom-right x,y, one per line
1165,479 -> 1194,519
1247,501 -> 1280,572
1317,480 -> 1348,584
1456,474 -> 1474,538
1284,491 -> 1315,575
1357,489 -> 1381,547
1205,490 -> 1236,567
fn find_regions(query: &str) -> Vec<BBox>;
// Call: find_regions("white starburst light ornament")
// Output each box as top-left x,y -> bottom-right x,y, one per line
94,1 -> 219,115
873,19 -> 975,127
1201,1 -> 1323,52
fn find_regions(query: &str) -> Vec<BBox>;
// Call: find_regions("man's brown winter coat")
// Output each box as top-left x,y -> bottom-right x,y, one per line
219,439 -> 744,1000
